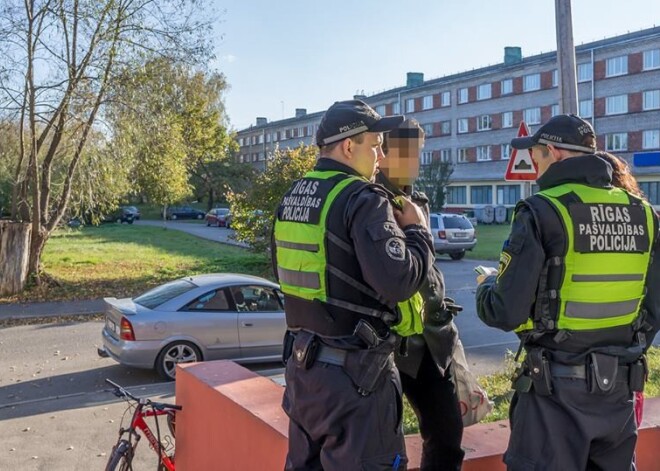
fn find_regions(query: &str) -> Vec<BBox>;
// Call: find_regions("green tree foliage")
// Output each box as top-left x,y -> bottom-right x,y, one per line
109,58 -> 236,209
416,159 -> 454,211
0,0 -> 215,284
227,144 -> 318,251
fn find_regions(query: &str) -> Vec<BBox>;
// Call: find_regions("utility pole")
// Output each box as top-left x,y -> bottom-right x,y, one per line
555,0 -> 578,114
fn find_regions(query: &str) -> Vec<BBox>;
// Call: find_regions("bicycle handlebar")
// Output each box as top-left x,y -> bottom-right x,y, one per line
105,378 -> 182,411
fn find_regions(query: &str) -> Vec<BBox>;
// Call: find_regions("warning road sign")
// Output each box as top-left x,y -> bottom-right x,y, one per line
505,122 -> 538,181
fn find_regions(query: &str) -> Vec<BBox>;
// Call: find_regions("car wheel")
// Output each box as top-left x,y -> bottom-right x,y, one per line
449,251 -> 466,260
116,218 -> 122,224
127,219 -> 134,225
171,214 -> 177,220
206,220 -> 211,227
197,214 -> 203,220
155,341 -> 202,381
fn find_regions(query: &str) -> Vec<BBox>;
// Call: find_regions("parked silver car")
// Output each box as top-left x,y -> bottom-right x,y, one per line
429,213 -> 477,260
98,274 -> 285,380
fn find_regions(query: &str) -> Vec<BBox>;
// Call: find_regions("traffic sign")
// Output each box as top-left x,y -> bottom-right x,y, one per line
505,122 -> 538,181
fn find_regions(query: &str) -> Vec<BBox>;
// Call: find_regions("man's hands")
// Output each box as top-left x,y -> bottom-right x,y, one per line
392,196 -> 426,228
474,265 -> 498,285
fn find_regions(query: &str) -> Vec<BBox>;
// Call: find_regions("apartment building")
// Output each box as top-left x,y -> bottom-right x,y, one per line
236,26 -> 660,212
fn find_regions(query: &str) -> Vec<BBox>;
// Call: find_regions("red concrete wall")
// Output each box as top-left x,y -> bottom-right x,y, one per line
175,361 -> 660,471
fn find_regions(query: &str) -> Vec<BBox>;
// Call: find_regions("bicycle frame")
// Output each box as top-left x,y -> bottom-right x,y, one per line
106,379 -> 180,471
125,402 -> 176,471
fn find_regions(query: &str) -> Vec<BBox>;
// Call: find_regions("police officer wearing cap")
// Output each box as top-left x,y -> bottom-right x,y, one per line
475,114 -> 660,470
273,99 -> 434,470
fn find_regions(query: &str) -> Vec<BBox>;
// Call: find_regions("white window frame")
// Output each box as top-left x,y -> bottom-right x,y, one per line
476,115 -> 492,131
501,79 -> 513,95
441,121 -> 451,135
524,107 -> 541,125
501,144 -> 511,160
523,73 -> 540,92
422,95 -> 433,110
551,104 -> 560,117
440,149 -> 451,162
605,133 -> 628,151
476,145 -> 491,161
458,88 -> 468,104
375,105 -> 386,115
392,102 -> 401,114
457,148 -> 468,163
643,90 -> 660,110
422,123 -> 433,137
406,98 -> 415,113
579,99 -> 593,118
605,95 -> 628,115
477,83 -> 492,100
643,130 -> 660,149
606,56 -> 628,77
440,91 -> 451,107
644,49 -> 660,71
457,118 -> 468,134
577,63 -> 593,82
421,151 -> 433,166
552,69 -> 558,87
502,111 -> 513,128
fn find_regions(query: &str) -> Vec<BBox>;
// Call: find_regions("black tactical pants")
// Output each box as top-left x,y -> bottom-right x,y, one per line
505,376 -> 636,471
282,358 -> 407,471
399,348 -> 464,471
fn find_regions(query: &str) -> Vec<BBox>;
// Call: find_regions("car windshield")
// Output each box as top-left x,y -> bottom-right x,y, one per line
217,208 -> 229,214
442,216 -> 473,230
134,279 -> 198,309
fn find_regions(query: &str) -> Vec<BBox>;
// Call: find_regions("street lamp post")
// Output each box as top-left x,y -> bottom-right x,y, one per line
555,0 -> 579,114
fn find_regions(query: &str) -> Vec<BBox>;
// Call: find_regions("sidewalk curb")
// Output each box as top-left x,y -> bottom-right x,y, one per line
0,299 -> 105,320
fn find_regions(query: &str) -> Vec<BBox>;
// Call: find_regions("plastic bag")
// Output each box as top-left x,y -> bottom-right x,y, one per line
451,339 -> 493,427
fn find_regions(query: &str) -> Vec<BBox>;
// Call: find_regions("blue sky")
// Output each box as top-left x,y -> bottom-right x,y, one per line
210,0 -> 658,130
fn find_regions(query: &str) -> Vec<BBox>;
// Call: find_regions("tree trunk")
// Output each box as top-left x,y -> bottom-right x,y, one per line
27,228 -> 48,284
0,221 -> 32,296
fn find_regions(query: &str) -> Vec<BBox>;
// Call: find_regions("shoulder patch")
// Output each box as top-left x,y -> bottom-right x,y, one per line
497,252 -> 512,281
385,237 -> 406,261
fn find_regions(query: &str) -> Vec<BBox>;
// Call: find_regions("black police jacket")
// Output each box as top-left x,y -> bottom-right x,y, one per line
476,155 -> 660,364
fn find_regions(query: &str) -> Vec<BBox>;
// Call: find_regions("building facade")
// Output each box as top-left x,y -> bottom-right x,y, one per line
236,27 -> 660,214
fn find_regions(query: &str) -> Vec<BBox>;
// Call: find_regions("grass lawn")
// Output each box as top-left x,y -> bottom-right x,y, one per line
403,346 -> 660,433
466,223 -> 511,261
0,224 -> 271,303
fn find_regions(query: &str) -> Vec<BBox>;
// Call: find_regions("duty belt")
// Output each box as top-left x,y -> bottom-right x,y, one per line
550,363 -> 629,382
316,344 -> 347,366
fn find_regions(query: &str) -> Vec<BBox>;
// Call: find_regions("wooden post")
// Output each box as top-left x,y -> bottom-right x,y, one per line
0,221 -> 32,296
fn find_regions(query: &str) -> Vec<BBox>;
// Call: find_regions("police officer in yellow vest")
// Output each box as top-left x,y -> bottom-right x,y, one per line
273,99 -> 435,470
476,114 -> 660,471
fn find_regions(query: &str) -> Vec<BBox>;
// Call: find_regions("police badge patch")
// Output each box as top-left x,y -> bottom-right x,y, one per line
386,237 -> 406,261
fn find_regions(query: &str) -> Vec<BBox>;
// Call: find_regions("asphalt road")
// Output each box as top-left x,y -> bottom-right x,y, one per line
0,220 -> 516,470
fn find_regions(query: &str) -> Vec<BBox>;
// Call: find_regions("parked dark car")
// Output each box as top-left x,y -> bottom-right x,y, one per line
122,206 -> 141,220
164,206 -> 206,220
206,208 -> 232,228
102,207 -> 135,224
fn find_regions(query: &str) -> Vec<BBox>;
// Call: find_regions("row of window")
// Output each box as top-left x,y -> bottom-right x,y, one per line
373,48 -> 660,115
605,130 -> 660,151
446,185 -> 521,205
445,180 -> 660,207
238,124 -> 317,146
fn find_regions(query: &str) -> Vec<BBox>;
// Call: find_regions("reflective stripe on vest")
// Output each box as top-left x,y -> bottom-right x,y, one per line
274,170 -> 364,302
516,183 -> 654,333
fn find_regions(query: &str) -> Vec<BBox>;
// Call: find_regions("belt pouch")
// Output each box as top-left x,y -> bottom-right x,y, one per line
344,335 -> 396,396
629,357 -> 647,392
527,349 -> 552,396
282,331 -> 295,365
292,330 -> 318,370
588,352 -> 618,395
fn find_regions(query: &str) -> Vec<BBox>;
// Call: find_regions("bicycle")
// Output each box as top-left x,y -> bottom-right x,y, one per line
104,379 -> 182,471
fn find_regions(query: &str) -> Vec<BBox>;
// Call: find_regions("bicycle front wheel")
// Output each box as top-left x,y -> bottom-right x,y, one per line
105,439 -> 134,471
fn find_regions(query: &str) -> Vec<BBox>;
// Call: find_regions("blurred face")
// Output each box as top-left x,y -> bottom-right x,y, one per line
379,133 -> 423,187
348,132 -> 385,180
